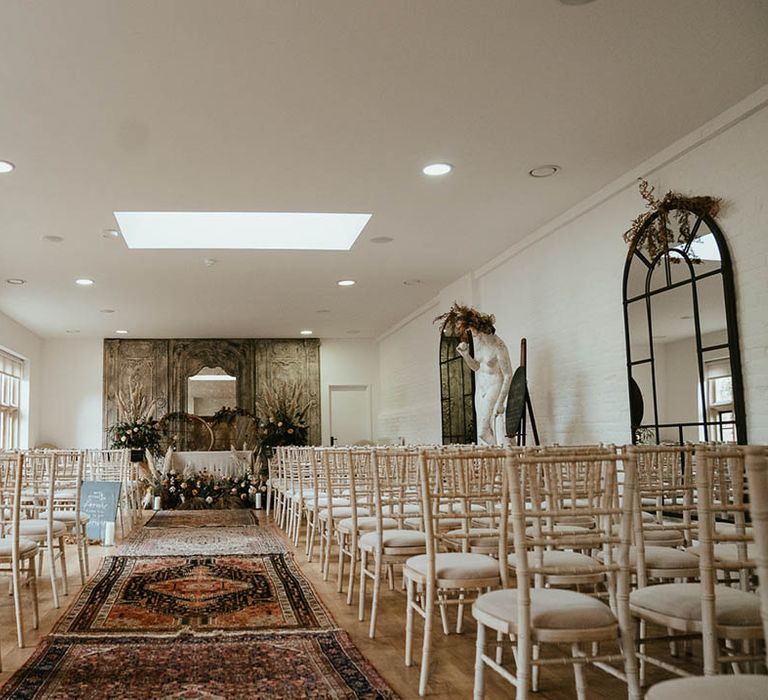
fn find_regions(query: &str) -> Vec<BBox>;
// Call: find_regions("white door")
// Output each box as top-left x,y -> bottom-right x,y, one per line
329,385 -> 372,446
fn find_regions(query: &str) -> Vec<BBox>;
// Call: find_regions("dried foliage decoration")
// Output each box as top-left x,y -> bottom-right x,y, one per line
624,179 -> 722,263
434,302 -> 496,341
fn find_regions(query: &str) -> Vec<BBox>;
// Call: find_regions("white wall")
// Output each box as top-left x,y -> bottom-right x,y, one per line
0,309 -> 43,447
376,90 -> 768,445
39,338 -> 103,448
319,339 -> 379,445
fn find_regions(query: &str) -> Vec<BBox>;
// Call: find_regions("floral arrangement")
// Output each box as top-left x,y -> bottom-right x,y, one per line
109,418 -> 162,456
624,179 -> 722,263
159,470 -> 259,510
108,379 -> 162,456
255,381 -> 313,450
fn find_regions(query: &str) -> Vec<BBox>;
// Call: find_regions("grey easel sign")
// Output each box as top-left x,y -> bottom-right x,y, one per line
81,481 -> 122,541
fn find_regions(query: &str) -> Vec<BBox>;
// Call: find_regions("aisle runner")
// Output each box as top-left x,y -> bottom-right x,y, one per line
1,512 -> 397,699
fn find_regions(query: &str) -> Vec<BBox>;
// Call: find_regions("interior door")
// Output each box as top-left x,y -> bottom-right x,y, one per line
329,385 -> 372,446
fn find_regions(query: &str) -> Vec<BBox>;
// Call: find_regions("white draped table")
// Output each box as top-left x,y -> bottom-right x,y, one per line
165,450 -> 253,478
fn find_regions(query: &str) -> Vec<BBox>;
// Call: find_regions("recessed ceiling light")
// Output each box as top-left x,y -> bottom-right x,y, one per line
300,330 -> 313,336
114,211 -> 372,250
346,330 -> 361,335
316,309 -> 330,314
337,279 -> 356,287
422,163 -> 453,176
102,229 -> 120,239
65,329 -> 80,334
42,235 -> 65,243
100,309 -> 115,314
115,329 -> 129,335
203,258 -> 217,267
5,278 -> 26,285
0,161 -> 15,174
528,165 -> 561,178
75,278 -> 95,286
403,278 -> 424,286
680,315 -> 693,320
370,236 -> 394,244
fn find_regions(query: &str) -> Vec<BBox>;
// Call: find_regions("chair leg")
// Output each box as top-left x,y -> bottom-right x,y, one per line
336,531 -> 347,594
473,621 -> 486,700
58,536 -> 69,596
418,581 -> 435,696
29,556 -> 39,630
346,537 -> 358,605
571,643 -> 587,700
405,576 -> 415,667
12,558 -> 25,648
76,528 -> 87,586
46,538 -> 60,609
358,549 -> 368,622
83,526 -> 90,577
531,643 -> 540,692
369,554 -> 383,639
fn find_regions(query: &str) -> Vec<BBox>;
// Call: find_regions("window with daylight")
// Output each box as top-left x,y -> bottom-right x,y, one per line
0,350 -> 23,449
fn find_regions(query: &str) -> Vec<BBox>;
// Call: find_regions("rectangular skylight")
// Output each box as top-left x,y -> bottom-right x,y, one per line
114,211 -> 372,250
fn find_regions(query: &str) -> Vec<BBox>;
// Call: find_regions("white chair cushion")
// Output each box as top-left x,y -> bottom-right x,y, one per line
404,516 -> 463,531
525,524 -> 590,537
445,527 -> 499,547
509,549 -> 601,574
645,675 -> 768,700
54,489 -> 77,500
360,529 -> 427,549
630,583 -> 761,627
643,528 -> 685,546
0,537 -> 38,557
16,519 -> 67,537
319,506 -> 370,521
439,502 -> 487,514
338,516 -> 397,532
641,511 -> 656,523
306,496 -> 349,508
406,552 -> 499,581
52,510 -> 91,523
686,543 -> 755,566
382,504 -> 421,516
473,588 -> 616,630
596,546 -> 699,570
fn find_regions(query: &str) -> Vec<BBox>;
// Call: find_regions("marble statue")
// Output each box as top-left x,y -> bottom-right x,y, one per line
435,303 -> 513,445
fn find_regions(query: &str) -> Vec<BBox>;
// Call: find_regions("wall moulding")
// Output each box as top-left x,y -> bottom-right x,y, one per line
103,338 -> 321,447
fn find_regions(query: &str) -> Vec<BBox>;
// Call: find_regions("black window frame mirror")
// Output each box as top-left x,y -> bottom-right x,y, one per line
622,208 -> 747,444
439,328 -> 477,444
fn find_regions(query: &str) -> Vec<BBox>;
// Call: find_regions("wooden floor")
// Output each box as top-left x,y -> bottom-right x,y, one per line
0,512 -> 701,699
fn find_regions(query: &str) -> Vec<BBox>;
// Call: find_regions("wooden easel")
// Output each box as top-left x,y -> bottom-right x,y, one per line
505,338 -> 540,446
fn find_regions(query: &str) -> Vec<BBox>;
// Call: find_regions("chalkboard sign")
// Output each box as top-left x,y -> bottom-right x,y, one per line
81,481 -> 122,540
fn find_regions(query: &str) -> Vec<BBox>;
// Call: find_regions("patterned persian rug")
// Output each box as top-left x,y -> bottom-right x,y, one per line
0,632 -> 397,699
144,508 -> 259,528
116,526 -> 289,556
54,554 -> 334,634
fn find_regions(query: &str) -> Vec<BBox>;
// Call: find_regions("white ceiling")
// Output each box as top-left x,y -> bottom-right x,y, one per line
1,0 -> 767,340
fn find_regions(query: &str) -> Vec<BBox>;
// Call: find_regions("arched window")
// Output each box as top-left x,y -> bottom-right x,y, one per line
622,208 -> 746,444
439,330 -> 477,444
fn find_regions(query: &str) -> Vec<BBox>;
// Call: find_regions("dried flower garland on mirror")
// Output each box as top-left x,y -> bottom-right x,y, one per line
624,179 -> 722,263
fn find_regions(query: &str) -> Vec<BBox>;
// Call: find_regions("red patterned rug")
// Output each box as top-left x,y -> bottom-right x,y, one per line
145,509 -> 259,528
54,554 -> 334,634
0,632 -> 397,699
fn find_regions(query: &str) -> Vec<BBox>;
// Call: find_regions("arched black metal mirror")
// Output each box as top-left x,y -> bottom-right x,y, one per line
439,329 -> 477,444
623,208 -> 746,444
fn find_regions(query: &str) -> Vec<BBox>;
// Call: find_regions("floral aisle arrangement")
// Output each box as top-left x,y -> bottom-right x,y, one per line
255,382 -> 313,449
160,470 -> 257,510
108,379 -> 162,457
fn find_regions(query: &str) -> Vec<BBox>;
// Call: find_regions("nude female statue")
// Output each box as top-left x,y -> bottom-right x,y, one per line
435,303 -> 513,445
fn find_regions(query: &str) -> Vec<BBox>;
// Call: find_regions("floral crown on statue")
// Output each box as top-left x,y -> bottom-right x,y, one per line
434,302 -> 496,341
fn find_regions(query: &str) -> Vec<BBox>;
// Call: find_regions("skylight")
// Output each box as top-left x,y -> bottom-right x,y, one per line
114,212 -> 372,250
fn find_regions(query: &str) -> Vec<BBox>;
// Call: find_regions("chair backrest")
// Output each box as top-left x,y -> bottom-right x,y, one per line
502,450 -> 636,597
743,445 -> 768,668
694,444 -> 755,675
418,446 -> 505,560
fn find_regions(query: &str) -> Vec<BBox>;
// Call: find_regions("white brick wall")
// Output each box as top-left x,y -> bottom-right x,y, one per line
376,98 -> 768,444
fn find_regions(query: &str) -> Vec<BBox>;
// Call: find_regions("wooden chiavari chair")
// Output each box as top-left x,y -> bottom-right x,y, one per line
0,452 -> 39,655
645,444 -> 768,699
472,450 -> 641,700
404,447 -> 504,696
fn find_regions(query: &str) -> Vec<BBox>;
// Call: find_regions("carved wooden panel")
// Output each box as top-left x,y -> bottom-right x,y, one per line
103,339 -> 169,446
103,338 -> 321,447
